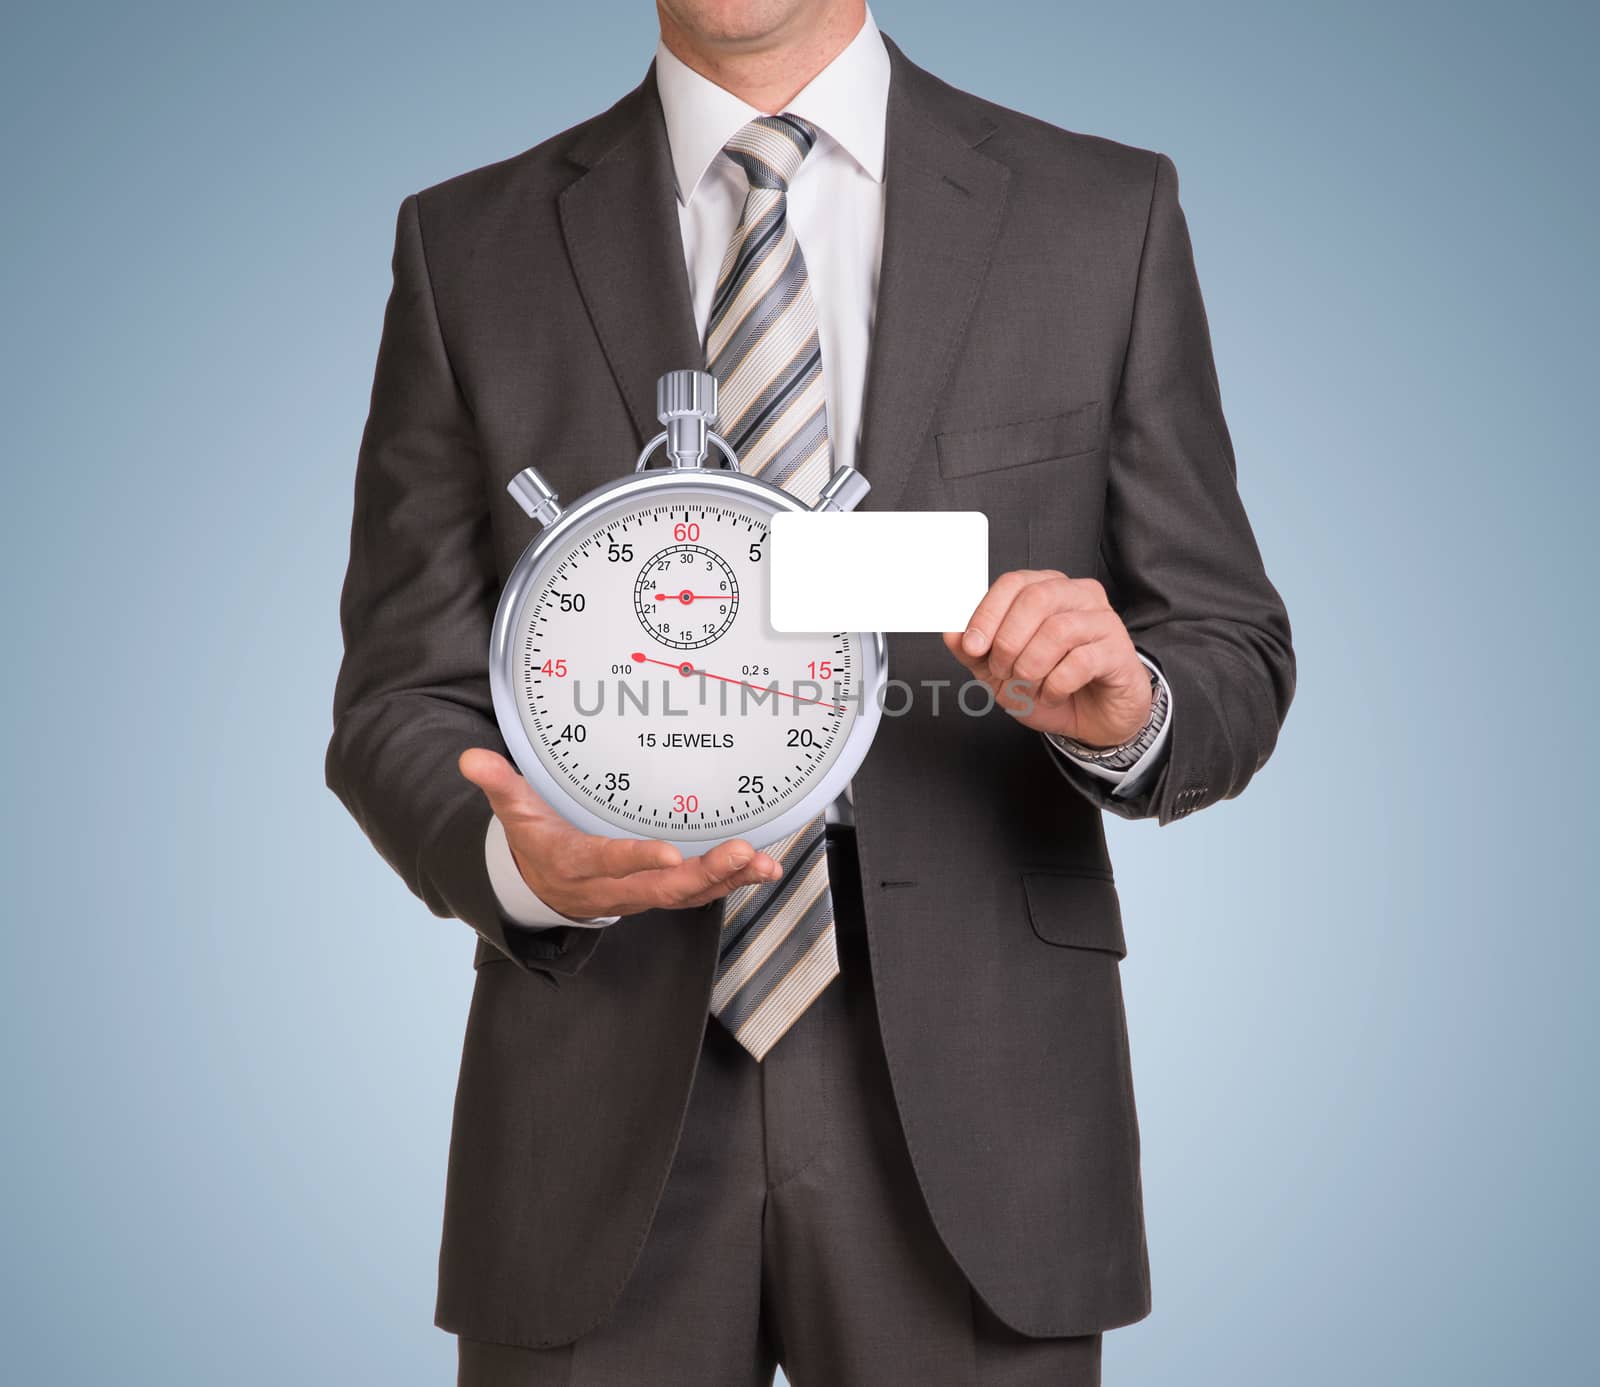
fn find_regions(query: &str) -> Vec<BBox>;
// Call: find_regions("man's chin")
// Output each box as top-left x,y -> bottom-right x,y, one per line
659,0 -> 826,50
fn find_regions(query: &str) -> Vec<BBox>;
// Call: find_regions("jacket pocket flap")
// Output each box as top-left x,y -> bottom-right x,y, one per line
935,402 -> 1102,479
1022,869 -> 1126,957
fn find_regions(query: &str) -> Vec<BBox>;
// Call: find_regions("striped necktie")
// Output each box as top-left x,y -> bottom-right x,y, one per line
705,113 -> 839,1061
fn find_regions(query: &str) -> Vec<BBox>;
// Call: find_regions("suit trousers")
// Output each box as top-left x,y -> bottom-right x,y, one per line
457,831 -> 1103,1387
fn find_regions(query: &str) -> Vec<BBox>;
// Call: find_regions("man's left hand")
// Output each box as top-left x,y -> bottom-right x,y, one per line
942,569 -> 1152,746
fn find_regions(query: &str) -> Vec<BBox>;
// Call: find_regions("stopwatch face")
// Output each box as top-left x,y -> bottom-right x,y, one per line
501,484 -> 871,847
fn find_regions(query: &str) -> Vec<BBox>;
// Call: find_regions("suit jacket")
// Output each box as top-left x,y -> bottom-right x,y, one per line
325,31 -> 1295,1351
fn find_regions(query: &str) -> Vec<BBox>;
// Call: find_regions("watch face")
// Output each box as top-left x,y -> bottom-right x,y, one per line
504,485 -> 867,846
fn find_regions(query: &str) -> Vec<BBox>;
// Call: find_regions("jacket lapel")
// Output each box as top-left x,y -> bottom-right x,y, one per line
559,64 -> 704,448
856,34 -> 1011,512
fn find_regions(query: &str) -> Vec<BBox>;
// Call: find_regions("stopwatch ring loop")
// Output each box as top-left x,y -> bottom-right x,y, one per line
633,430 -> 743,474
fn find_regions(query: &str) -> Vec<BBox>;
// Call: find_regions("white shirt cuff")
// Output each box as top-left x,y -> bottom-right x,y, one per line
484,815 -> 619,930
1044,652 -> 1174,799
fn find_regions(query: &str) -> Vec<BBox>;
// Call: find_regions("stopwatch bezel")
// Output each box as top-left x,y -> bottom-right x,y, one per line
489,467 -> 888,856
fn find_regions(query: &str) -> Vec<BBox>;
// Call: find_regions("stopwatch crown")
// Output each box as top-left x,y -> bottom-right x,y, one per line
656,369 -> 717,426
656,370 -> 719,469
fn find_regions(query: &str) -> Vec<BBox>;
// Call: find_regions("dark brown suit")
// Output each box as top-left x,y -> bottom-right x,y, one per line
326,30 -> 1294,1357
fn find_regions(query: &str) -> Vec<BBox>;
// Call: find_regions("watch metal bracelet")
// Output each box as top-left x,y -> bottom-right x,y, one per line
1052,664 -> 1168,770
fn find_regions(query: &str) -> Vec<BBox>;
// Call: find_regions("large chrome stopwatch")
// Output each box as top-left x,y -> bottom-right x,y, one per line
489,369 -> 887,855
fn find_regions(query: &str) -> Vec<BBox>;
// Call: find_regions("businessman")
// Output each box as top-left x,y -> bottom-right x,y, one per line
326,2 -> 1295,1382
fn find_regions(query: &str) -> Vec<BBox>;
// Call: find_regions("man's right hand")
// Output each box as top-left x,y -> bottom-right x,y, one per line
459,748 -> 783,921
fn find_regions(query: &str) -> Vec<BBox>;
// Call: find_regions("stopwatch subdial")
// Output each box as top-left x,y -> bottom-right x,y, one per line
633,544 -> 740,650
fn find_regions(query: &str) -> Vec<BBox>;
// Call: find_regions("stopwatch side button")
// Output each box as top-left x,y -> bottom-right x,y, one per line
813,467 -> 871,514
507,468 -> 562,529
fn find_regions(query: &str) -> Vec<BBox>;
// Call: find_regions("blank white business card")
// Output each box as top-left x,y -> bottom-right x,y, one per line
769,511 -> 989,632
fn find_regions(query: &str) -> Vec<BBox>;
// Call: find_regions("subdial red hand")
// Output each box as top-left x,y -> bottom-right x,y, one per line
654,590 -> 737,604
629,653 -> 842,710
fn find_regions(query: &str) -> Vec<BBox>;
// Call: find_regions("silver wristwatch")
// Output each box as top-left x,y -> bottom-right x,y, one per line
1050,661 -> 1169,770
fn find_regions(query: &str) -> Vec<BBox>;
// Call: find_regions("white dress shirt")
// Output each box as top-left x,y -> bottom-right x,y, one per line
485,6 -> 1172,928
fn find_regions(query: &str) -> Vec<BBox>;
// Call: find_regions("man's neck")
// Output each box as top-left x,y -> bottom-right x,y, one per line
656,2 -> 866,114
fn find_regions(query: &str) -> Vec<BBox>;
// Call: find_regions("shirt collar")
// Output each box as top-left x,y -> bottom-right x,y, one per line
654,5 -> 890,205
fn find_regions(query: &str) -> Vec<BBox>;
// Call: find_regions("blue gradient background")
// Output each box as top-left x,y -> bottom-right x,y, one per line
3,1 -> 1595,1383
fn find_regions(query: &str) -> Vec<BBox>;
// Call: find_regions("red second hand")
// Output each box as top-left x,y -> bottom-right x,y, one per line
629,653 -> 841,710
